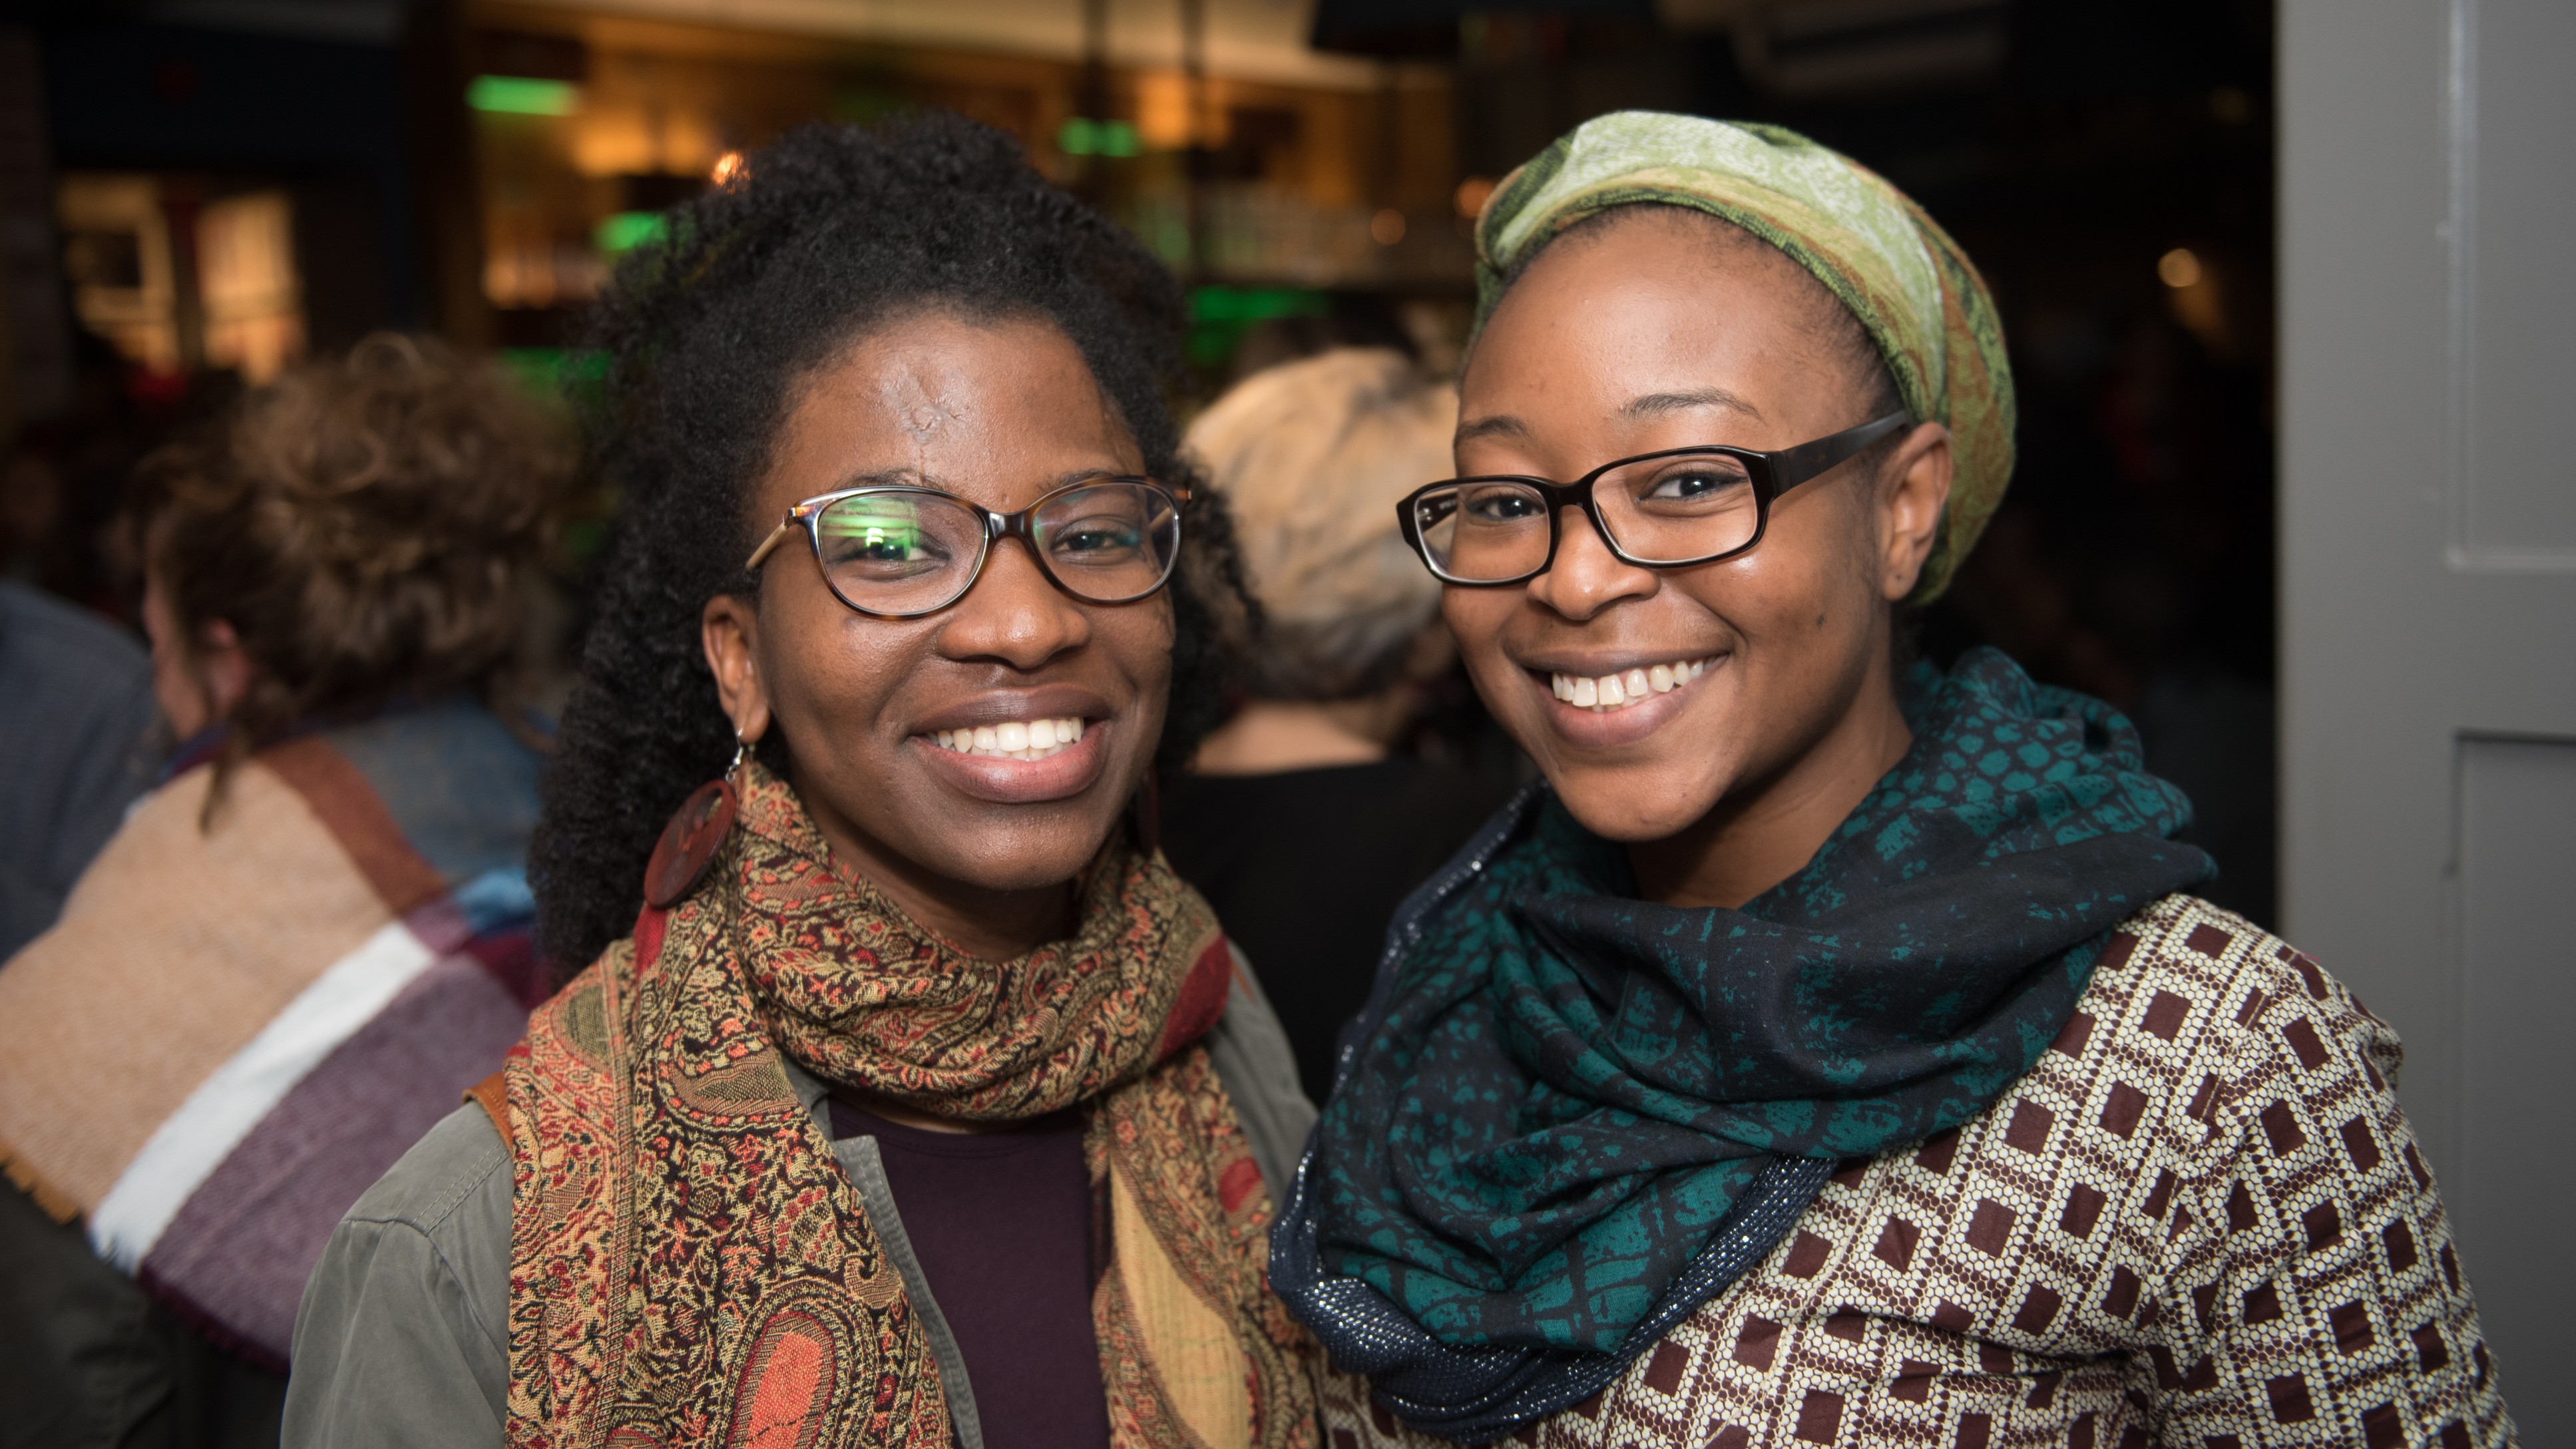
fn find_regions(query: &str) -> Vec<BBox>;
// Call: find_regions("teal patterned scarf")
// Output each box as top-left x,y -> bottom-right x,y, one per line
1275,649 -> 2214,1439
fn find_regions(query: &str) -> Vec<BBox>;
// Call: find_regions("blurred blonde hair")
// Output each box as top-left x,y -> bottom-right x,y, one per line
1185,347 -> 1456,700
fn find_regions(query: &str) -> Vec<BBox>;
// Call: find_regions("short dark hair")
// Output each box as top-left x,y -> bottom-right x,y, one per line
530,112 -> 1250,976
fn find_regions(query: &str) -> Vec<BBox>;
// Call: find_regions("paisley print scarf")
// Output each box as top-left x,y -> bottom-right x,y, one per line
500,760 -> 1317,1448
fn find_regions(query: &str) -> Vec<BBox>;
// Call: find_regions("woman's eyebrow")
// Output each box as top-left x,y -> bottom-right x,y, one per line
1621,387 -> 1764,421
1454,413 -> 1530,444
828,466 -> 925,491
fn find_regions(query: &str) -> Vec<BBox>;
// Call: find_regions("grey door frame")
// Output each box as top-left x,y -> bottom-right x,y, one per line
2281,0 -> 2575,1426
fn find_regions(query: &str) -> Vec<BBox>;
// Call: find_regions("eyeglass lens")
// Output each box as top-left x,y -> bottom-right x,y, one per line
812,481 -> 1180,614
1411,451 -> 1760,580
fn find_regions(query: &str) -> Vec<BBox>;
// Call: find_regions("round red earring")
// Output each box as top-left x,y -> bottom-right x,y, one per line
644,733 -> 747,908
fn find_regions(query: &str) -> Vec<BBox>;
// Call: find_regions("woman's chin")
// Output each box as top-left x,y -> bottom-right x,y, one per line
1549,767 -> 1723,845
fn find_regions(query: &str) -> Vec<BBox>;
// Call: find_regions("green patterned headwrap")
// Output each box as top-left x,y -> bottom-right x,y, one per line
1472,110 -> 2015,602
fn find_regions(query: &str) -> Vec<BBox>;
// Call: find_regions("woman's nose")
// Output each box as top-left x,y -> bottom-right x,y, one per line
935,535 -> 1093,669
1526,504 -> 1659,622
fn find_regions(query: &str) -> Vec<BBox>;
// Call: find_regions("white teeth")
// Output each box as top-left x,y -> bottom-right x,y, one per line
1550,658 -> 1718,713
927,717 -> 1088,761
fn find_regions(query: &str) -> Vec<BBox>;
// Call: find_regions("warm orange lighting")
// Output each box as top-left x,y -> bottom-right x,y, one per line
1454,176 -> 1496,220
2157,247 -> 2203,289
1371,208 -> 1406,246
570,110 -> 656,177
1135,73 -> 1229,150
712,150 -> 746,187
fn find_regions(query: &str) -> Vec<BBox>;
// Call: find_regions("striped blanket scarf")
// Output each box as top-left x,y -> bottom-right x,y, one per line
0,700 -> 546,1368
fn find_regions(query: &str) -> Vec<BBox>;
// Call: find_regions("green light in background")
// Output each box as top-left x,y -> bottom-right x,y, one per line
497,347 -> 607,396
467,75 -> 578,116
1058,118 -> 1140,158
594,212 -> 668,256
1189,286 -> 1331,323
1185,286 -> 1331,369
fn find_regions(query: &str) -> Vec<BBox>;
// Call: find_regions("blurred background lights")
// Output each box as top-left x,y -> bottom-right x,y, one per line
465,75 -> 576,116
593,211 -> 666,256
1453,176 -> 1495,220
2158,247 -> 2204,289
1370,208 -> 1405,246
710,151 -> 744,187
1058,118 -> 1141,159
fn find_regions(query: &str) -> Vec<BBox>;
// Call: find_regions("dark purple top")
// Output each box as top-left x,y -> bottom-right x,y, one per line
829,1098 -> 1111,1449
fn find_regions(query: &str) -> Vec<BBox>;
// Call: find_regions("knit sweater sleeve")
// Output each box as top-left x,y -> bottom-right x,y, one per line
2143,948 -> 2513,1447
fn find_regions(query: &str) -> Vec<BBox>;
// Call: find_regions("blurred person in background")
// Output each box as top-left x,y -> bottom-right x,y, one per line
1273,114 -> 2513,1447
0,333 -> 572,1448
0,568 -> 160,960
0,331 -> 208,960
285,116 -> 1316,1449
1162,347 -> 1512,1099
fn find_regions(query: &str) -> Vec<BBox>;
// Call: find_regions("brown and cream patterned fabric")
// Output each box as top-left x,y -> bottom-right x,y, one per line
1321,894 -> 2517,1448
502,761 -> 1317,1448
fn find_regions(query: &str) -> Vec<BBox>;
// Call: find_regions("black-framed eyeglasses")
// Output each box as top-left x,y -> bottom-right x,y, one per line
1395,412 -> 1908,586
744,476 -> 1188,618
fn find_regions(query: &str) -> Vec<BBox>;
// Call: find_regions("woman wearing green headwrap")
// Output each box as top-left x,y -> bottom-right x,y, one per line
1270,113 -> 2515,1448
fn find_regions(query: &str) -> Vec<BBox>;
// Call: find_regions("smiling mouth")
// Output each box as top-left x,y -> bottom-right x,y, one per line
927,716 -> 1087,761
1548,656 -> 1718,713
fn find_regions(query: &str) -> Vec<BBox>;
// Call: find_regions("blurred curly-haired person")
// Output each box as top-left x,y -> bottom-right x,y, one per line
0,333 -> 574,1448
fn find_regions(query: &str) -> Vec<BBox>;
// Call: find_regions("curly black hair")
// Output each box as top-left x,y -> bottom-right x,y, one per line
531,112 -> 1251,976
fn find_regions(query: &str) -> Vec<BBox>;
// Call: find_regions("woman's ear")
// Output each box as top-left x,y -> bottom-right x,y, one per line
701,594 -> 773,745
195,619 -> 254,722
1876,421 -> 1954,602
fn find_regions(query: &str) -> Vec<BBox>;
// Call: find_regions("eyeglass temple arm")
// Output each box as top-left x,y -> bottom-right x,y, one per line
744,518 -> 799,572
1771,412 -> 1910,493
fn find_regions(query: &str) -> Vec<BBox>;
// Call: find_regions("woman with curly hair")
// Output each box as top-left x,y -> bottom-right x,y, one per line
1272,113 -> 2515,1446
286,114 -> 1319,1449
0,333 -> 571,1446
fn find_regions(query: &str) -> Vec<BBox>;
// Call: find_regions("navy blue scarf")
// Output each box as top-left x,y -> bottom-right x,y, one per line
1271,649 -> 2215,1441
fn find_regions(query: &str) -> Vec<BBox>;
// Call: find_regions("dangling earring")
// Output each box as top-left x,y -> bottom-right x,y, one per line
644,729 -> 750,909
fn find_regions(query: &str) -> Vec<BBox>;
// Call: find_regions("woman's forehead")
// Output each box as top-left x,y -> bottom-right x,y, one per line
765,315 -> 1139,509
1460,217 -> 1855,447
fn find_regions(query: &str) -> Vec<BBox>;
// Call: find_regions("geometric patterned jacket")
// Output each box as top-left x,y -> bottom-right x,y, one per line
1321,895 -> 2520,1448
